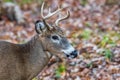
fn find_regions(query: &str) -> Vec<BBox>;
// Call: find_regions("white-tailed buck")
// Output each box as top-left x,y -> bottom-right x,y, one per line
0,2 -> 78,80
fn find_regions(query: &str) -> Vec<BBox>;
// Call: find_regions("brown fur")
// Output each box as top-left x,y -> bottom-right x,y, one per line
0,35 -> 51,80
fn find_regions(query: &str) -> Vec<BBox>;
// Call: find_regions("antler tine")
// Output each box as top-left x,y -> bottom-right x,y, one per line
41,2 -> 46,19
55,10 -> 70,26
41,2 -> 62,20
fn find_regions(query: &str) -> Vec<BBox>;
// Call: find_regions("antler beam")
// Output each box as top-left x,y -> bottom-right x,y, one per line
41,2 -> 62,20
55,10 -> 70,26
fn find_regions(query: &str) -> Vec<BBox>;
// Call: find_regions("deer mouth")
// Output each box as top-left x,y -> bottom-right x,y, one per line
61,46 -> 78,59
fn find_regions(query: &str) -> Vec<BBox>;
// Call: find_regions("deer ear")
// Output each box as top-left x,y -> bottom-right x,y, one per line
35,20 -> 46,34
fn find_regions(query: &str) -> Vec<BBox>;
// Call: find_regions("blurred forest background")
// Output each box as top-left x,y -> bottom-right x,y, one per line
0,0 -> 120,80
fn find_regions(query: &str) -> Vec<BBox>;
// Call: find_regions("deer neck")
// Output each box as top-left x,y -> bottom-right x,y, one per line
18,35 -> 52,79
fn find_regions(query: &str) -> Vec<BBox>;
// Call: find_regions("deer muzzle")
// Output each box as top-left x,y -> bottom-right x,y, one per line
61,46 -> 78,59
67,50 -> 78,58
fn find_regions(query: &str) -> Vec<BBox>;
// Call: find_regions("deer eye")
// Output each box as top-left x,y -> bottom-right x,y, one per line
51,35 -> 59,40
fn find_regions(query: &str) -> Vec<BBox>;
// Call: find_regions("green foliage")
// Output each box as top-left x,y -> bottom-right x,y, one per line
3,0 -> 13,2
104,49 -> 112,61
18,0 -> 36,4
85,22 -> 91,27
87,62 -> 93,68
79,0 -> 88,6
32,78 -> 37,80
19,0 -> 43,4
100,35 -> 109,47
55,71 -> 61,78
99,35 -> 116,48
3,0 -> 43,5
19,0 -> 33,5
55,64 -> 66,78
80,29 -> 92,40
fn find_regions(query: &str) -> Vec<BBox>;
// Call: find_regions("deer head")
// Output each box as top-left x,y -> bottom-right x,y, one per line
35,2 -> 78,59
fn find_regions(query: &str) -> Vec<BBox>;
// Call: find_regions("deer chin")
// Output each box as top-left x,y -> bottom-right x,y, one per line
61,46 -> 78,59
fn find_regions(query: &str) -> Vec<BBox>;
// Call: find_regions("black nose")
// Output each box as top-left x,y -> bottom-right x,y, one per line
70,50 -> 78,58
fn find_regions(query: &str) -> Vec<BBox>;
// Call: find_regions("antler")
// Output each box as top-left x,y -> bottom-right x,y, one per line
41,2 -> 62,20
55,10 -> 70,26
